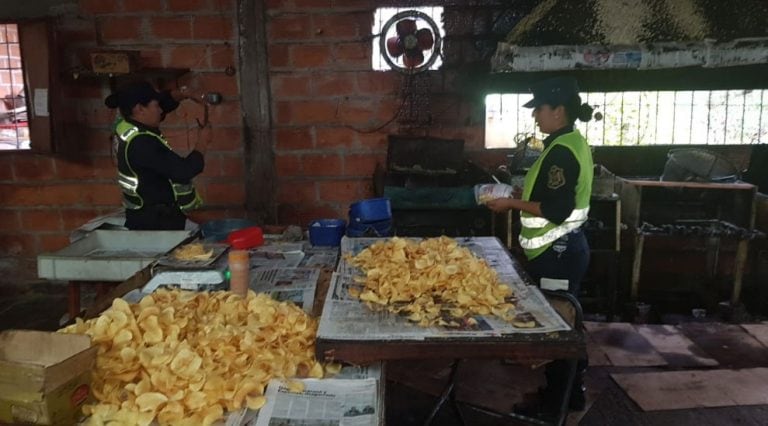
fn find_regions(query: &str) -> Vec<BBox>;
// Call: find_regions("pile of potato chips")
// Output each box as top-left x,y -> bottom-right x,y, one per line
171,243 -> 214,261
347,236 -> 517,327
60,289 -> 334,425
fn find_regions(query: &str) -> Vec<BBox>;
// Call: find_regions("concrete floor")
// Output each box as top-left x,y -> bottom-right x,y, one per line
3,283 -> 768,426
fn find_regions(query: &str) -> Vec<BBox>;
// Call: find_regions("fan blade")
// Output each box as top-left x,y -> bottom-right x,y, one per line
396,19 -> 417,37
416,28 -> 434,50
403,50 -> 424,68
386,37 -> 404,57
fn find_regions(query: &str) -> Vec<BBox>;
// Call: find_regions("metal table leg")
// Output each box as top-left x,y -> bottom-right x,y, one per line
423,359 -> 465,426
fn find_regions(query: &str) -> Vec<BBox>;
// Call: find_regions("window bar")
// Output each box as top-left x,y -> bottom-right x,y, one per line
602,93 -> 607,145
740,90 -> 746,144
637,92 -> 641,145
759,90 -> 765,143
686,91 -> 693,145
654,91 -> 659,144
672,91 -> 678,144
706,91 -> 712,145
619,92 -> 625,145
721,90 -> 731,145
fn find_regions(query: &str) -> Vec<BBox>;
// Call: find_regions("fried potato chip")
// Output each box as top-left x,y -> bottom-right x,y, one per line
347,236 -> 518,327
60,289 -> 321,425
172,243 -> 213,261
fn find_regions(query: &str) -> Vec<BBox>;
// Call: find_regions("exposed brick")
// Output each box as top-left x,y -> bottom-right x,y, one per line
79,0 -> 120,15
294,205 -> 344,226
197,73 -> 239,97
203,182 -> 245,206
275,154 -> 303,177
209,45 -> 236,68
0,234 -> 35,256
168,45 -> 210,69
271,74 -> 311,98
82,129 -> 114,155
316,126 -> 356,149
296,0 -> 332,7
290,44 -> 331,68
274,128 -> 313,150
290,100 -> 338,125
303,154 -> 342,176
312,12 -> 370,39
59,28 -> 97,44
20,210 -> 63,232
276,180 -> 317,204
0,156 -> 14,180
337,99 -> 376,126
139,49 -> 164,68
38,233 -> 71,253
167,0 -> 208,12
269,44 -> 290,67
206,101 -> 242,126
208,127 -> 243,152
317,179 -> 373,202
151,17 -> 193,40
61,208 -> 105,231
60,84 -> 105,100
99,17 -> 144,42
0,210 -> 19,232
356,71 -> 399,95
344,153 -> 381,177
357,132 -> 388,150
274,102 -> 292,125
13,156 -> 56,181
56,156 -> 115,180
269,15 -> 312,40
218,155 -> 245,177
123,0 -> 163,13
333,42 -> 368,67
79,184 -> 122,206
313,73 -> 356,96
193,15 -> 234,40
211,0 -> 236,12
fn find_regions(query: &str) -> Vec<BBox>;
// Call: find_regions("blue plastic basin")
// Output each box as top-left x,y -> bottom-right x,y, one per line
309,219 -> 347,247
349,198 -> 392,224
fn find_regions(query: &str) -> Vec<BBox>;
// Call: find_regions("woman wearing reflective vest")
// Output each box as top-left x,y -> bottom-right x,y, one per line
485,76 -> 594,417
105,81 -> 206,230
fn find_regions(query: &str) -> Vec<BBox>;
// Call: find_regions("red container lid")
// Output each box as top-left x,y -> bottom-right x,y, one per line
227,226 -> 264,249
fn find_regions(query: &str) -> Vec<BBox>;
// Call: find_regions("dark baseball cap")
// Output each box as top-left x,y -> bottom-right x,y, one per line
104,81 -> 162,111
523,77 -> 580,108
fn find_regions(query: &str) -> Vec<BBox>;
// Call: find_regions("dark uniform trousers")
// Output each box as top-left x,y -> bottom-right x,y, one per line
525,228 -> 590,409
125,204 -> 186,231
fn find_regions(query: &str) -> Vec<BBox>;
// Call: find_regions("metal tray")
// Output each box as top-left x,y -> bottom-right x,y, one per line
156,242 -> 229,269
37,230 -> 192,281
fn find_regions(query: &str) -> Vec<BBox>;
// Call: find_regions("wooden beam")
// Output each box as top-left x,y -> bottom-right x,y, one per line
237,0 -> 275,222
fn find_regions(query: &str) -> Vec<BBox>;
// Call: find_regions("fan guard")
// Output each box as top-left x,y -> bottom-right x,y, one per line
379,10 -> 442,74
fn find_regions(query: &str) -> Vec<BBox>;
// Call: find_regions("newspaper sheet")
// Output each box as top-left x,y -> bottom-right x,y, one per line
222,363 -> 383,426
251,268 -> 320,313
318,236 -> 570,340
253,378 -> 380,426
250,243 -> 306,269
300,246 -> 340,269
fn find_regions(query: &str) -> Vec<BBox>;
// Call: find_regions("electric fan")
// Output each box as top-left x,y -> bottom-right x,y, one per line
379,10 -> 442,74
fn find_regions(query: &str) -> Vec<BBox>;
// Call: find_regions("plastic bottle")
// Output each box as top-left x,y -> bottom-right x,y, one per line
228,250 -> 250,297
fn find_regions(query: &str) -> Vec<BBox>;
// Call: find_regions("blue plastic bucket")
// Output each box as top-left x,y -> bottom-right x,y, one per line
309,219 -> 347,246
349,198 -> 392,224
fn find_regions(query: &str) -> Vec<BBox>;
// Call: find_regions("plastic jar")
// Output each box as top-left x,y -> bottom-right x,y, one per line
228,250 -> 250,296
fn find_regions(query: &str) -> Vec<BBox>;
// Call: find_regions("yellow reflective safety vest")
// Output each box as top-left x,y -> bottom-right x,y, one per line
519,129 -> 593,260
115,119 -> 202,212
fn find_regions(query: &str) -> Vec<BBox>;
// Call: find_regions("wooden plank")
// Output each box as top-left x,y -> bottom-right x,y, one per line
585,322 -> 667,366
238,0 -> 275,221
680,323 -> 768,368
611,368 -> 768,411
741,323 -> 768,349
635,324 -> 718,367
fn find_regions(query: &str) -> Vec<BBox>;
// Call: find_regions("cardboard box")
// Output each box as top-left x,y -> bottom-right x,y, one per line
0,330 -> 97,425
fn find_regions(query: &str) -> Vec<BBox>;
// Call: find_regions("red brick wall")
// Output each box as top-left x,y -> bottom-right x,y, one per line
0,1 -> 500,284
267,2 -> 491,226
0,0 -> 243,283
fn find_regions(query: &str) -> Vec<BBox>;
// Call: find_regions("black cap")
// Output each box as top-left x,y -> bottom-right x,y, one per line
104,81 -> 162,112
523,77 -> 580,108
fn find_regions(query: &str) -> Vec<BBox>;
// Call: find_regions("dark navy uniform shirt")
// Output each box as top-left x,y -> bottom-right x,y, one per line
528,125 -> 580,225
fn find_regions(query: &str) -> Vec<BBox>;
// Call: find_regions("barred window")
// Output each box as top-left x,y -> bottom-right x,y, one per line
485,90 -> 768,148
0,23 -> 29,151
